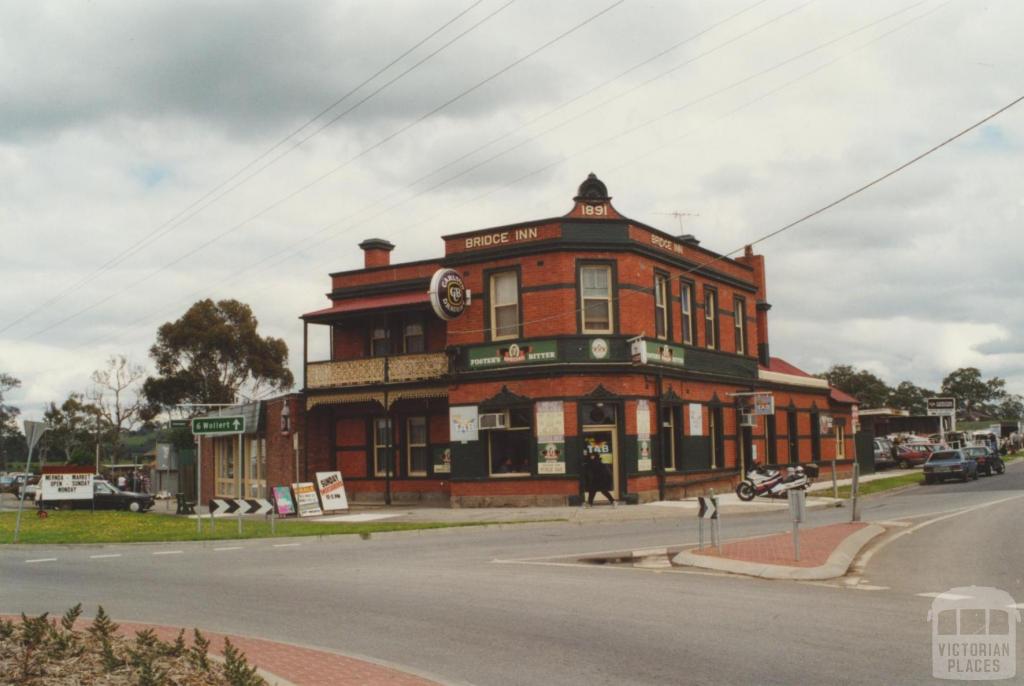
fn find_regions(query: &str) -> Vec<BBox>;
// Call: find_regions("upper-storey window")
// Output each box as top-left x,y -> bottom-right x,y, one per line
404,318 -> 425,353
490,271 -> 519,340
704,287 -> 718,350
654,273 -> 668,339
580,265 -> 613,333
733,296 -> 746,355
680,281 -> 694,345
371,318 -> 390,356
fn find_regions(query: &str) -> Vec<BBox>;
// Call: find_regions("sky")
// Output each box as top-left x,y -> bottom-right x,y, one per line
2,0 -> 1022,422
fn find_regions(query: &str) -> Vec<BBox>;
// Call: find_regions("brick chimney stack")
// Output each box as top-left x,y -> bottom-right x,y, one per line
359,238 -> 395,269
735,245 -> 772,367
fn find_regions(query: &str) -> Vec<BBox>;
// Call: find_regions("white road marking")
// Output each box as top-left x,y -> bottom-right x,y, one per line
214,546 -> 243,551
272,543 -> 301,548
316,513 -> 401,523
917,592 -> 974,600
152,550 -> 183,556
90,554 -> 122,559
25,558 -> 57,564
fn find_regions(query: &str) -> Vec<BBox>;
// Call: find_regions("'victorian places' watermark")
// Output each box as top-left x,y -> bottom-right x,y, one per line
928,586 -> 1021,680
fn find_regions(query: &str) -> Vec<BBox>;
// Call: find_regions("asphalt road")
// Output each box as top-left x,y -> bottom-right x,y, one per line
2,464 -> 1022,685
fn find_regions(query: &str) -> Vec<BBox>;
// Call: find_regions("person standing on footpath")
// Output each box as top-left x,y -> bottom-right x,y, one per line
582,447 -> 616,507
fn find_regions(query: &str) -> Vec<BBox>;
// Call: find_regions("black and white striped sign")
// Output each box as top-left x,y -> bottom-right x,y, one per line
208,498 -> 273,516
697,496 -> 718,520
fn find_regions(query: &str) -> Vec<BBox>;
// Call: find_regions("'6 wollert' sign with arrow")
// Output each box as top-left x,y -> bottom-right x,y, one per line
192,416 -> 245,435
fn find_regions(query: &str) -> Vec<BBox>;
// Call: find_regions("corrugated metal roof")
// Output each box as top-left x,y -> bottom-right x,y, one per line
302,291 -> 430,321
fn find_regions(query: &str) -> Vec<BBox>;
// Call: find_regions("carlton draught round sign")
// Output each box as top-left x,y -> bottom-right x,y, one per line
429,268 -> 467,320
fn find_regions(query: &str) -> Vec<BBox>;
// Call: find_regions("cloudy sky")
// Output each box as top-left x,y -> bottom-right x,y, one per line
2,0 -> 1022,420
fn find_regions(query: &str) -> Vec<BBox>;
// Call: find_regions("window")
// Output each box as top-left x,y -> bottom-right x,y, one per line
734,297 -> 746,354
835,424 -> 845,459
680,281 -> 694,345
371,319 -> 390,357
787,411 -> 799,464
245,438 -> 266,498
766,413 -> 778,465
214,438 -> 236,497
403,318 -> 424,353
407,417 -> 428,476
373,418 -> 393,477
709,407 -> 724,469
654,273 -> 668,339
488,407 -> 532,476
810,412 -> 821,462
703,288 -> 718,349
661,406 -> 678,470
580,265 -> 613,333
490,271 -> 519,340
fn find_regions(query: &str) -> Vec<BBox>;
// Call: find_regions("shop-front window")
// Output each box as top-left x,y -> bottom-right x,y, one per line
580,265 -> 613,333
680,281 -> 694,345
491,271 -> 519,340
661,406 -> 679,470
654,273 -> 668,339
488,407 -> 532,476
374,418 -> 393,476
407,417 -> 428,476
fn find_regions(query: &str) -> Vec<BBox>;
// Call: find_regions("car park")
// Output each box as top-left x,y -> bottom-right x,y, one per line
963,445 -> 1005,476
922,449 -> 978,484
39,479 -> 155,513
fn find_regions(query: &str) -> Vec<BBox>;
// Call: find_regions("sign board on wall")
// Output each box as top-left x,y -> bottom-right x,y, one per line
752,393 -> 775,416
315,471 -> 349,512
450,406 -> 479,443
467,341 -> 558,369
429,268 -> 467,320
432,446 -> 452,474
819,414 -> 834,434
630,338 -> 685,367
272,486 -> 296,516
291,482 -> 323,517
40,473 -> 94,501
689,404 -> 704,436
536,401 -> 566,474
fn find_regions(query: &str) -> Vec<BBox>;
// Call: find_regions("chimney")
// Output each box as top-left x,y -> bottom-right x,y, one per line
359,238 -> 395,269
735,245 -> 771,367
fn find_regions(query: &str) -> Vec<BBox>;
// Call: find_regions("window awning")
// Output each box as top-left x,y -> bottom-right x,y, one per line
302,291 -> 430,322
307,392 -> 385,411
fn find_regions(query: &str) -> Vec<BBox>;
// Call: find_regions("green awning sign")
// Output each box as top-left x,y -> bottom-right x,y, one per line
192,416 -> 245,434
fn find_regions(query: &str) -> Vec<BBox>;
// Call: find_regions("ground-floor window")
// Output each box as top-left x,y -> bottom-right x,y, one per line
245,438 -> 266,498
374,418 -> 393,476
835,424 -> 846,459
810,412 -> 821,462
407,416 -> 428,476
709,407 -> 724,469
214,438 -> 236,497
488,407 -> 532,475
766,413 -> 778,465
661,405 -> 682,470
787,411 -> 799,463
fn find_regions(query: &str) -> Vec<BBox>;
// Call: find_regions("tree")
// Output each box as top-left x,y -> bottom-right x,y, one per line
887,381 -> 935,415
816,365 -> 892,408
143,299 -> 294,412
89,355 -> 153,458
996,395 -> 1024,420
0,372 -> 23,470
940,367 -> 1007,419
40,393 -> 107,466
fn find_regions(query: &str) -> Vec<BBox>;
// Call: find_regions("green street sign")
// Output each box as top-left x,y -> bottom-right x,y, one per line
192,416 -> 245,435
170,419 -> 190,429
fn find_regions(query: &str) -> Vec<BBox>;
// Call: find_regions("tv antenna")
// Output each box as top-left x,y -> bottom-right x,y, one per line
654,211 -> 700,233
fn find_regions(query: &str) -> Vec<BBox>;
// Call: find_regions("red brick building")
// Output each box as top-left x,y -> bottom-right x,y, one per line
199,175 -> 856,507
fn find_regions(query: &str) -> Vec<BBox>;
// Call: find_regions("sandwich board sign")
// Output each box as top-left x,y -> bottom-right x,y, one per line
291,482 -> 323,517
315,471 -> 349,512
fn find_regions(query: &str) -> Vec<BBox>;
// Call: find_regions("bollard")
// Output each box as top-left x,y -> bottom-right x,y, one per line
209,510 -> 215,534
270,511 -> 276,536
237,510 -> 243,536
851,462 -> 861,522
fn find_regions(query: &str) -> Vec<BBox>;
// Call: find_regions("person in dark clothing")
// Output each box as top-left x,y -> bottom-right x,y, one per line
582,449 -> 616,507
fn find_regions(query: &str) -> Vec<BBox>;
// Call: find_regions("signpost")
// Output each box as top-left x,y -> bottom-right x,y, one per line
13,420 -> 49,544
927,397 -> 957,442
697,493 -> 720,552
192,416 -> 245,434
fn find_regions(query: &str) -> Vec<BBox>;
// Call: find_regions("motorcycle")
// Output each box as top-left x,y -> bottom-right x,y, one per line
735,461 -> 818,501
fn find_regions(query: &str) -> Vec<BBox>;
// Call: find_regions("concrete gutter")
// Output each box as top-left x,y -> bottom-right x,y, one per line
671,524 -> 885,581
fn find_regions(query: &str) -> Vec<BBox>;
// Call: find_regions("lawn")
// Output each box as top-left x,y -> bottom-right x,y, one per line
1,510 -> 500,545
817,472 -> 925,500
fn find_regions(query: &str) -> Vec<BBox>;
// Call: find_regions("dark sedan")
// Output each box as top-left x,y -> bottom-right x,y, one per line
40,479 -> 155,512
963,446 -> 1005,476
923,449 -> 978,484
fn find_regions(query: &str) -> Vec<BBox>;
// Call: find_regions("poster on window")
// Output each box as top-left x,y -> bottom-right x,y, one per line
272,486 -> 296,516
432,446 -> 452,474
637,439 -> 653,471
315,471 -> 349,512
537,441 -> 566,474
450,405 -> 479,443
535,401 -> 565,441
689,403 -> 704,436
291,482 -> 323,517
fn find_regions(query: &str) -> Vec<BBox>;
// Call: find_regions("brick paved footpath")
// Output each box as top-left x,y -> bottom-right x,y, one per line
690,522 -> 869,568
1,615 -> 442,685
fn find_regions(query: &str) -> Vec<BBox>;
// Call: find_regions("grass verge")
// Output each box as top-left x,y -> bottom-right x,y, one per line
814,472 -> 924,500
1,510 -> 508,545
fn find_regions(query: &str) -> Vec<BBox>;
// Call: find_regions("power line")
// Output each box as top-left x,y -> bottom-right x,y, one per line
22,0 -> 625,341
0,0 -> 499,335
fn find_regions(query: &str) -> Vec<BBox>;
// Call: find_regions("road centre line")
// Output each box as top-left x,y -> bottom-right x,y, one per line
272,543 -> 301,548
152,550 -> 183,556
24,558 -> 57,564
90,554 -> 122,559
214,546 -> 243,551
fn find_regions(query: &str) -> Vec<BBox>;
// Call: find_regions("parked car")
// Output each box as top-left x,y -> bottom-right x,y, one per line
2,473 -> 31,494
873,437 -> 896,469
894,443 -> 936,469
39,479 -> 155,513
923,449 -> 979,484
963,445 -> 1005,476
16,475 -> 41,499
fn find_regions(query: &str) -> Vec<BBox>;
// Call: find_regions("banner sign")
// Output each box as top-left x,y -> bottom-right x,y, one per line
449,406 -> 479,443
688,403 -> 704,436
40,473 -> 93,501
630,338 -> 685,367
432,446 -> 452,474
272,486 -> 296,516
291,482 -> 323,517
315,471 -> 349,512
536,401 -> 566,474
467,340 -> 557,369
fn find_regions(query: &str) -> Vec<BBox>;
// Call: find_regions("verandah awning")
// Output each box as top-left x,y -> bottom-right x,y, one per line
301,291 -> 430,322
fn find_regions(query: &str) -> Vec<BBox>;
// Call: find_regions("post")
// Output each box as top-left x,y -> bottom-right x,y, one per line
270,511 -> 276,536
698,517 -> 704,550
711,490 -> 721,553
196,437 -> 203,535
384,358 -> 392,506
655,371 -> 665,501
14,422 -> 49,544
851,461 -> 861,522
788,489 -> 805,561
832,454 -> 838,500
209,508 -> 215,533
237,510 -> 242,536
